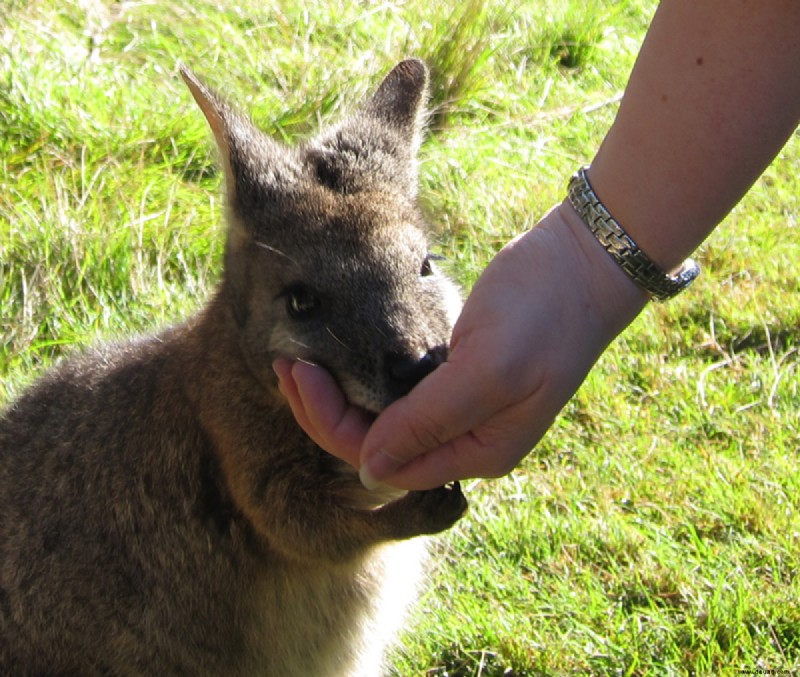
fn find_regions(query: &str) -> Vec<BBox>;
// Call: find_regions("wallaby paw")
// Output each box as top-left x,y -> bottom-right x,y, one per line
391,481 -> 468,537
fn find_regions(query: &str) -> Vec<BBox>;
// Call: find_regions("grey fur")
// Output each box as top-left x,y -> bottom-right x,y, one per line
0,59 -> 466,676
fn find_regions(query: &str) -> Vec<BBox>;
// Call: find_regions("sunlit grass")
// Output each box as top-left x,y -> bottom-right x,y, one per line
2,1 -> 798,674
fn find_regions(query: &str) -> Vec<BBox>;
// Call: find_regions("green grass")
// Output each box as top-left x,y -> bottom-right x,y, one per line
2,1 -> 799,675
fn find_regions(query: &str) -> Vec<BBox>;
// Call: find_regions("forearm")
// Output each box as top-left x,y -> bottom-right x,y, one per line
589,0 -> 800,272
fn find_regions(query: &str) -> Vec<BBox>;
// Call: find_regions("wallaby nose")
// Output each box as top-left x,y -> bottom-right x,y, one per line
384,346 -> 447,399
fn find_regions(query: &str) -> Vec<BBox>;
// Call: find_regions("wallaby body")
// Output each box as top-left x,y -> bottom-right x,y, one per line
0,60 -> 466,676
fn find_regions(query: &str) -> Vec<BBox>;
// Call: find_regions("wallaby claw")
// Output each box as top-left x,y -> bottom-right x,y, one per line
403,481 -> 468,534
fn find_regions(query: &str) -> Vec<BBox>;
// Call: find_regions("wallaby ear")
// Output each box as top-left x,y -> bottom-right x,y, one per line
363,59 -> 429,150
180,62 -> 292,215
180,64 -> 223,140
180,61 -> 249,216
180,63 -> 232,173
306,59 -> 429,197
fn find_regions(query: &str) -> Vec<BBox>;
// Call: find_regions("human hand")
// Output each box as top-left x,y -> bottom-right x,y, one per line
274,201 -> 648,490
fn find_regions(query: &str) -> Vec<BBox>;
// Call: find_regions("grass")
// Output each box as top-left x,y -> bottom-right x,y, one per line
2,0 -> 799,675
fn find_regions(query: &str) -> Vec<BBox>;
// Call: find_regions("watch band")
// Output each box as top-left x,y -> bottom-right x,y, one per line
567,167 -> 700,301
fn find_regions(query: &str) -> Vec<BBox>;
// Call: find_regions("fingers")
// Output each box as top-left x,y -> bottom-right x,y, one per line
274,353 -> 520,490
273,358 -> 316,440
273,358 -> 370,469
358,355 -> 514,488
363,390 -> 559,490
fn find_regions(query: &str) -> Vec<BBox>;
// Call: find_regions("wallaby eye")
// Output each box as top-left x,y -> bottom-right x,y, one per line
282,284 -> 322,320
420,253 -> 443,277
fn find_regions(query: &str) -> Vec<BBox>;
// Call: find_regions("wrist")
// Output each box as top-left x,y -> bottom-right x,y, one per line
555,198 -> 649,338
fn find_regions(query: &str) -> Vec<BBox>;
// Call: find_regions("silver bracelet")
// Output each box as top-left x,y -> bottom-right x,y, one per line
567,167 -> 700,301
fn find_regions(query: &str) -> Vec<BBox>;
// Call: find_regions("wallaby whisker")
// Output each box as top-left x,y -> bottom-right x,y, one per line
325,325 -> 356,352
253,239 -> 300,266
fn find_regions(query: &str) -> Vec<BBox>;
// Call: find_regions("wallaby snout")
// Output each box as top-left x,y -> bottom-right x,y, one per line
384,345 -> 448,399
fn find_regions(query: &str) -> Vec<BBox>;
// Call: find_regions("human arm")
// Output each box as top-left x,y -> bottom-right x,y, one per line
589,0 -> 800,271
275,0 -> 800,490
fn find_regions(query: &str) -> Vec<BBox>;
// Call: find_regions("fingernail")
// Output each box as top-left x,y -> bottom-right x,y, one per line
359,449 -> 401,491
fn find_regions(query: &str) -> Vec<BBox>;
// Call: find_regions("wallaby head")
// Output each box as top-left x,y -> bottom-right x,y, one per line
181,60 -> 460,413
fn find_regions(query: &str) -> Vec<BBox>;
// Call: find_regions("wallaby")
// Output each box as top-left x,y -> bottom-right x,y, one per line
0,59 -> 467,676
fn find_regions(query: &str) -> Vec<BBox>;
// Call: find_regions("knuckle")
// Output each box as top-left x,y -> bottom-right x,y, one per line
403,409 -> 453,455
468,427 -> 528,479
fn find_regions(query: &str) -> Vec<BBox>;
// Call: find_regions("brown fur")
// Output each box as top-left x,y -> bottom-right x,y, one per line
0,59 -> 466,676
